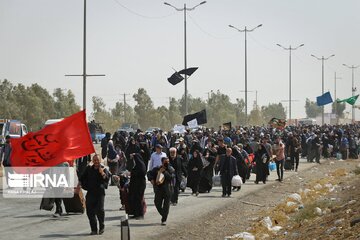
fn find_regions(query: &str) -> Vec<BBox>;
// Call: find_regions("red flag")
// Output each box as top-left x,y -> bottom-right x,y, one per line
10,110 -> 95,167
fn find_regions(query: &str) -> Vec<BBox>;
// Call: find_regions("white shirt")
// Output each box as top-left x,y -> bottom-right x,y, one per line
148,151 -> 167,170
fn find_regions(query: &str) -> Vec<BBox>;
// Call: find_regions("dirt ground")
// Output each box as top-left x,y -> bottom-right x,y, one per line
156,159 -> 360,240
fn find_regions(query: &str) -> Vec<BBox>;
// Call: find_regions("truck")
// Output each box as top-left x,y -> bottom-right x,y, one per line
88,120 -> 105,144
0,119 -> 28,145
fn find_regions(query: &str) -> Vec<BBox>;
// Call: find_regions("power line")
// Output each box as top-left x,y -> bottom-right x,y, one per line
112,0 -> 175,19
187,14 -> 237,39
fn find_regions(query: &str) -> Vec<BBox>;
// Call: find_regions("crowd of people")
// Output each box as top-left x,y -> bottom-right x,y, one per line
95,123 -> 360,231
2,123 -> 360,235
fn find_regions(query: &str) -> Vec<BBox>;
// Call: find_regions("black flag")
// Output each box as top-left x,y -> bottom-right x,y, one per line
182,109 -> 207,126
178,67 -> 198,76
167,67 -> 198,86
168,72 -> 184,85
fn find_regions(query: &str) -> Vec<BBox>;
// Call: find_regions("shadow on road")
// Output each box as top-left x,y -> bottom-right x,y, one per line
39,233 -> 90,238
14,214 -> 51,218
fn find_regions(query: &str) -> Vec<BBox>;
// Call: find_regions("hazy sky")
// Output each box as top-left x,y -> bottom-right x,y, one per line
1,0 -> 360,120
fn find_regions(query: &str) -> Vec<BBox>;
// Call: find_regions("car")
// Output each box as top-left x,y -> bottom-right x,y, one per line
145,127 -> 161,134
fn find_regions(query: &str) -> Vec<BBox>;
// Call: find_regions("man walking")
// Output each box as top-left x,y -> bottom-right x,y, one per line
148,144 -> 167,171
80,154 -> 110,235
218,148 -> 238,197
147,157 -> 175,225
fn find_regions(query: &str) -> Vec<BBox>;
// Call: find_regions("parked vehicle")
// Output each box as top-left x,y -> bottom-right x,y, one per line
88,121 -> 105,144
298,118 -> 317,126
145,127 -> 161,134
0,119 -> 28,145
118,123 -> 140,134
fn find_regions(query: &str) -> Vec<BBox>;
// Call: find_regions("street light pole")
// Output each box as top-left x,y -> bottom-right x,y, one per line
229,24 -> 262,125
277,44 -> 304,122
65,0 -> 105,110
311,54 -> 335,125
164,1 -> 206,115
343,64 -> 359,123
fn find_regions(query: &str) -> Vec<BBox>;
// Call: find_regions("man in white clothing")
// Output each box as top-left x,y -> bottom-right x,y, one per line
148,144 -> 167,171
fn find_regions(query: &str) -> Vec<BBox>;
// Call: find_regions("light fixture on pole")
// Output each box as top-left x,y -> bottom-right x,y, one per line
229,24 -> 262,126
164,1 -> 207,115
276,43 -> 304,122
343,64 -> 359,123
311,54 -> 335,125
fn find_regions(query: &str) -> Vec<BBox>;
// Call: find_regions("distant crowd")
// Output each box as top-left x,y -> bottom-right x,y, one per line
96,124 -> 360,227
2,123 -> 360,235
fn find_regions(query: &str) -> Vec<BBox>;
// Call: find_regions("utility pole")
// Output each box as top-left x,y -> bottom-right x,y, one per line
311,54 -> 335,125
164,1 -> 206,115
229,24 -> 262,125
277,43 -> 304,122
65,0 -> 105,110
343,64 -> 359,123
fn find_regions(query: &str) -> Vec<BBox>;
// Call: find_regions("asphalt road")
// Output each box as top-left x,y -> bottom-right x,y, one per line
0,158 -> 316,240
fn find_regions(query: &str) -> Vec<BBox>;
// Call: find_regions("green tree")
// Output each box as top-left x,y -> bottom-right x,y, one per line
133,88 -> 155,129
305,98 -> 321,118
156,106 -> 171,130
53,88 -> 80,118
248,108 -> 265,126
234,98 -> 246,126
168,97 -> 182,127
178,94 -> 206,117
91,96 -> 118,133
111,101 -> 136,124
206,90 -> 236,128
331,102 -> 346,118
0,79 -> 19,119
261,103 -> 286,122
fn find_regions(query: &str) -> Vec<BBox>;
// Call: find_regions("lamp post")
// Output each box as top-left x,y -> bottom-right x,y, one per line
276,44 -> 304,122
311,54 -> 335,125
164,1 -> 206,115
65,0 -> 105,110
229,24 -> 262,125
343,64 -> 359,123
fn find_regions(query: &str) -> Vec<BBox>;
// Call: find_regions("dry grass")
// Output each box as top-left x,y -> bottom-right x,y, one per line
353,167 -> 360,175
294,199 -> 333,223
248,168 -> 349,239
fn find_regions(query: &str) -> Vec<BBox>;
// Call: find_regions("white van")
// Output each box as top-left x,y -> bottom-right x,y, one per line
0,119 -> 28,145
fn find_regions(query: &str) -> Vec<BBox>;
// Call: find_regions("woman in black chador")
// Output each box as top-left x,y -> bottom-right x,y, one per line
254,143 -> 270,184
198,143 -> 217,193
187,150 -> 204,196
128,153 -> 146,219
